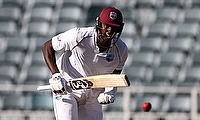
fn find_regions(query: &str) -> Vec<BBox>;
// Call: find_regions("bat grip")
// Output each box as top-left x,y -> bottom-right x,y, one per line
37,85 -> 51,91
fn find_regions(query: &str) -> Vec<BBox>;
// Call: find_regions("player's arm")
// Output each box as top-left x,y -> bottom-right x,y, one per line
42,40 -> 70,94
98,45 -> 128,104
42,39 -> 59,74
97,69 -> 121,104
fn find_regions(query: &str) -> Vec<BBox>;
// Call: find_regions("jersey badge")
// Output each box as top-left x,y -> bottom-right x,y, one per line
106,54 -> 114,62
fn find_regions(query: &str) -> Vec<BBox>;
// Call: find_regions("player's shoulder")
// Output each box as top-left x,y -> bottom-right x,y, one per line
116,38 -> 128,50
70,27 -> 95,42
77,27 -> 96,36
78,27 -> 95,32
61,27 -> 95,35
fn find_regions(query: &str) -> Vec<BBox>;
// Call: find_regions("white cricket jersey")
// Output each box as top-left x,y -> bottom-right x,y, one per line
52,27 -> 128,80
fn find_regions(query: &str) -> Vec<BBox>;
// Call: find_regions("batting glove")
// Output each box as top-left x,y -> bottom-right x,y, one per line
49,73 -> 72,95
97,87 -> 117,104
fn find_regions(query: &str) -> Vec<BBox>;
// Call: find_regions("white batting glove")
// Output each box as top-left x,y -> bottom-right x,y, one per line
97,87 -> 117,104
49,73 -> 72,95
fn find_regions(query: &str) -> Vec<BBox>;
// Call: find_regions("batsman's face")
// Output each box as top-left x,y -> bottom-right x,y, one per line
98,23 -> 120,48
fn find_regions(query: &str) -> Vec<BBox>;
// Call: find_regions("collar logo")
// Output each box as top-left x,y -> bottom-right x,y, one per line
110,12 -> 117,20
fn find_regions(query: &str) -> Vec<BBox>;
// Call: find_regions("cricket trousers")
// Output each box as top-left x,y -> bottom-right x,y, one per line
53,89 -> 103,120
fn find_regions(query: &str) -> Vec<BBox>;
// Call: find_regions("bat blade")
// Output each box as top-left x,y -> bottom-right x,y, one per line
37,74 -> 130,91
83,74 -> 130,88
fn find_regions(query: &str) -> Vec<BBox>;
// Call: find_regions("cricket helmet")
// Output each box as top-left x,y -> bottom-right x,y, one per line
96,7 -> 124,37
99,7 -> 124,28
95,7 -> 124,49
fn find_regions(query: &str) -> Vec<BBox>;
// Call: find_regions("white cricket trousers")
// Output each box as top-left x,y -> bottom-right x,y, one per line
53,89 -> 103,120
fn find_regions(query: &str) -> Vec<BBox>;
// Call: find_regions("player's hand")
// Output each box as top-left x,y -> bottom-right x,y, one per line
97,87 -> 117,104
49,73 -> 72,95
97,93 -> 115,104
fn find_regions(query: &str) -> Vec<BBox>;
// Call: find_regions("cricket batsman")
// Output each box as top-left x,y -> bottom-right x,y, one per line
42,7 -> 128,120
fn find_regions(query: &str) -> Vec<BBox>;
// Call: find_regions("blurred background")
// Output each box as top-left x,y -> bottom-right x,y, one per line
0,0 -> 200,120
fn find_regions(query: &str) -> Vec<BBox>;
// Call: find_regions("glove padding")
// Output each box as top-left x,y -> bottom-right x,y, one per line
98,93 -> 115,104
97,87 -> 117,104
49,73 -> 72,95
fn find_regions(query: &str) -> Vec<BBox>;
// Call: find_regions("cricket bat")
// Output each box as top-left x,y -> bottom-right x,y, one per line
37,74 -> 130,91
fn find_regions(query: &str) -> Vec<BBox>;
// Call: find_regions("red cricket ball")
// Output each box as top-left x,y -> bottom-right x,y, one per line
142,102 -> 152,112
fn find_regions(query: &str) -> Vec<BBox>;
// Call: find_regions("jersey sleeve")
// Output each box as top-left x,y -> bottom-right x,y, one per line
51,28 -> 78,51
116,41 -> 128,70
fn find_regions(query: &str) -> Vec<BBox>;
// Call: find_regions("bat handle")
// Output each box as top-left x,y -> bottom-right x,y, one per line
37,85 -> 51,91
